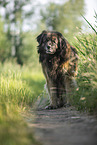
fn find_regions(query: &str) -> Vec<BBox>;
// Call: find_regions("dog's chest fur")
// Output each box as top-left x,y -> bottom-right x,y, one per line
40,53 -> 65,82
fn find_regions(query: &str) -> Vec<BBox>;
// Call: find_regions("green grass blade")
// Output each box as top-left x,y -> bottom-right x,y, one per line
75,44 -> 86,57
76,37 -> 88,52
82,15 -> 97,35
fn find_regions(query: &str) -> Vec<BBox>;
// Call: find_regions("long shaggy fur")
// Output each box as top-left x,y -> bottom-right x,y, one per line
37,30 -> 78,109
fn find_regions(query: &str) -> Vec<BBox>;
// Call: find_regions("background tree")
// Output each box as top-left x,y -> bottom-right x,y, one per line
0,17 -> 11,63
0,0 -> 34,65
40,0 -> 85,40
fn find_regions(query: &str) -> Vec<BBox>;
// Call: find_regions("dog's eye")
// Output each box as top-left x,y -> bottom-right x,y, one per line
47,38 -> 50,41
53,40 -> 56,43
49,43 -> 51,45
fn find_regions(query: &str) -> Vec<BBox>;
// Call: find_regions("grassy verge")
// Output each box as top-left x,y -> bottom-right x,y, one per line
70,14 -> 97,113
0,62 -> 45,145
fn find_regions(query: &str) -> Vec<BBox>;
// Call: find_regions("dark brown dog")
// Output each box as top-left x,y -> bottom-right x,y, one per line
37,30 -> 78,109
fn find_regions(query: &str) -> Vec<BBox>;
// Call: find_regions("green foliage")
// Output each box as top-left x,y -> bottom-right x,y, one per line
40,0 -> 85,39
0,0 -> 34,65
0,62 -> 44,145
19,32 -> 39,67
0,102 -> 35,145
0,18 -> 39,66
0,18 -> 11,63
82,14 -> 97,35
71,14 -> 97,113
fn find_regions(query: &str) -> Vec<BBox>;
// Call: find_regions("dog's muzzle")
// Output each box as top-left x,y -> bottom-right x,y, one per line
45,45 -> 57,54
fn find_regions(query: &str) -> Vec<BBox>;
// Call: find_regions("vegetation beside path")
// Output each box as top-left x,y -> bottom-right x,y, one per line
0,14 -> 97,145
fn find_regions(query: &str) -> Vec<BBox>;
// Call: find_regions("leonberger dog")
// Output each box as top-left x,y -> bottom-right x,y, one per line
37,30 -> 78,109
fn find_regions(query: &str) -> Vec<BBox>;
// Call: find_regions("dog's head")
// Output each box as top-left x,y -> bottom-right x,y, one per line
37,30 -> 65,54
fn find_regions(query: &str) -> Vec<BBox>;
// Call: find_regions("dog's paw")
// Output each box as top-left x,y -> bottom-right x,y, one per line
45,105 -> 58,110
64,103 -> 71,108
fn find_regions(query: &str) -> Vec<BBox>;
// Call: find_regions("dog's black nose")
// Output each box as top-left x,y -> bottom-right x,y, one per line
47,46 -> 50,49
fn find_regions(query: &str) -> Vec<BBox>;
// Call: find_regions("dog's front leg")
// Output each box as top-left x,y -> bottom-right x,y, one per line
45,81 -> 58,109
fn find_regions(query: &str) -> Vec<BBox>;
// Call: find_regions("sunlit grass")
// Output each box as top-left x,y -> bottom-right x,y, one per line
71,14 -> 97,113
0,62 -> 44,145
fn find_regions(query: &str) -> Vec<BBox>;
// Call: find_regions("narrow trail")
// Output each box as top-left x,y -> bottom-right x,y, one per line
27,107 -> 97,145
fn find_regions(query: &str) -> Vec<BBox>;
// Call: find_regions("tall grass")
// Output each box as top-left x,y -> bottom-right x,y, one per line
71,13 -> 97,113
0,62 -> 44,145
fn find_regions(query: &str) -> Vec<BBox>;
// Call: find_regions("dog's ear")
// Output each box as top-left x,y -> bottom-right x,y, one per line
54,32 -> 65,49
58,35 -> 71,60
37,30 -> 47,45
59,34 -> 67,50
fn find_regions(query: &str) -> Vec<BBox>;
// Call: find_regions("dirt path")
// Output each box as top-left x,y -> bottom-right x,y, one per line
27,107 -> 97,145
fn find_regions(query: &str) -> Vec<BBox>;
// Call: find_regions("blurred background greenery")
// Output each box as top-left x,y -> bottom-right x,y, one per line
0,0 -> 97,145
0,0 -> 87,65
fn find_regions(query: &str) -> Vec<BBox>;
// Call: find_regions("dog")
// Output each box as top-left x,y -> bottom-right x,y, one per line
37,30 -> 78,109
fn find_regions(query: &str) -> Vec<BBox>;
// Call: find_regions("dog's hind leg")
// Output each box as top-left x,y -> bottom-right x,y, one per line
65,76 -> 77,106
